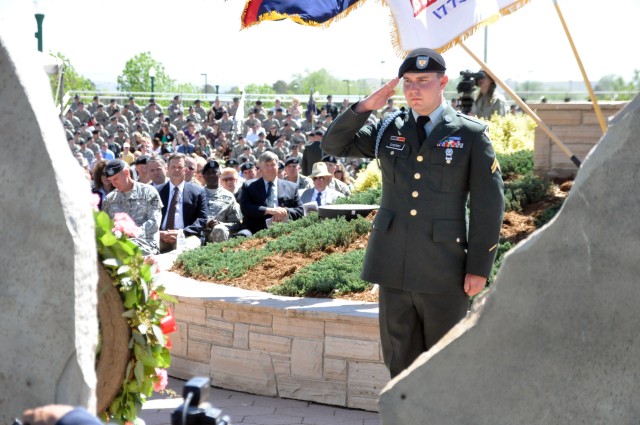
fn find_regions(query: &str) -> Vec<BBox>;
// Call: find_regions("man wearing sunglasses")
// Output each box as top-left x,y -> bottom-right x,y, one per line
322,48 -> 504,378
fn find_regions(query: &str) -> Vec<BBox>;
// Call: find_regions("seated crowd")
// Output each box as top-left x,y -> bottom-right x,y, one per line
70,93 -> 378,255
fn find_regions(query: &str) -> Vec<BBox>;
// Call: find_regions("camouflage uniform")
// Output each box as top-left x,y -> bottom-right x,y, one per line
204,187 -> 243,243
194,105 -> 208,121
67,114 -> 82,130
290,133 -> 307,146
106,121 -> 120,137
262,118 -> 280,131
295,174 -> 313,190
328,178 -> 351,197
131,120 -> 151,134
145,108 -> 161,124
74,108 -> 92,125
122,106 -> 135,123
94,109 -> 110,127
102,181 -> 163,255
167,102 -> 184,121
219,118 -> 234,134
172,117 -> 187,131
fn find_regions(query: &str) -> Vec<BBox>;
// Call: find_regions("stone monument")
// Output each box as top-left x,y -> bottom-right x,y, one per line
379,95 -> 640,424
0,35 -> 98,421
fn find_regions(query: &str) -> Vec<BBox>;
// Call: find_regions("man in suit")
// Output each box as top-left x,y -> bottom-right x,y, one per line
322,48 -> 504,377
239,151 -> 304,234
157,153 -> 208,252
300,162 -> 344,206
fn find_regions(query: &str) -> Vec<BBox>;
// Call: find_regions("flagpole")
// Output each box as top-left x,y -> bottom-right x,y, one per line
459,42 -> 581,168
552,0 -> 607,134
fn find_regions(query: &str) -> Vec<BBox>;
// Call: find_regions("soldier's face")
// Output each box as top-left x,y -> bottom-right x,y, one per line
108,169 -> 129,191
203,168 -> 220,188
285,164 -> 298,178
148,162 -> 167,185
402,72 -> 448,115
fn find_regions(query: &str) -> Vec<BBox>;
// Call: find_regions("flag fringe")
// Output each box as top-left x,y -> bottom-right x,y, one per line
383,0 -> 531,58
241,0 -> 369,30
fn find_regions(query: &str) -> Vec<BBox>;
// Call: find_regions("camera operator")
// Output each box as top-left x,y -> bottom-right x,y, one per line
470,71 -> 507,119
20,405 -> 101,425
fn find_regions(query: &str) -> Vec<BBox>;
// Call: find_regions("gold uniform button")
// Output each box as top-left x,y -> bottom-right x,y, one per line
414,173 -> 421,180
412,191 -> 419,198
456,238 -> 461,243
410,209 -> 417,216
390,151 -> 395,156
417,155 -> 424,162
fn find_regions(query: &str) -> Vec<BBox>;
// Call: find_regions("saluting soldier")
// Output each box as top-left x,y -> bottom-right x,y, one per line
322,48 -> 504,378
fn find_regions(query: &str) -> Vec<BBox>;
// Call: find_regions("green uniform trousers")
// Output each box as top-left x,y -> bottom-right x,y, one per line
379,286 -> 469,378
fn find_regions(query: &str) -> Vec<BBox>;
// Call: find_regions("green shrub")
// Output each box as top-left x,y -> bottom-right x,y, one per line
270,249 -> 371,297
254,213 -> 321,238
535,202 -> 563,228
335,187 -> 382,206
504,174 -> 549,212
497,150 -> 534,178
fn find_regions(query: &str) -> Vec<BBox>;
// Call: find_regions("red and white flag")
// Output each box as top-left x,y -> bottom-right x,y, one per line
385,0 -> 531,54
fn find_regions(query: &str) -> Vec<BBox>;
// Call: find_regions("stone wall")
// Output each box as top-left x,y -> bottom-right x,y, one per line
163,271 -> 389,412
532,101 -> 626,178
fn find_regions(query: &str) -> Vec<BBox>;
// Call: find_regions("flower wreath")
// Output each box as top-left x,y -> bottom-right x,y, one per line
94,211 -> 177,423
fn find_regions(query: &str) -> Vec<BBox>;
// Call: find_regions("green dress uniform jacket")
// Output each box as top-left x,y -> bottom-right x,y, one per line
322,104 -> 504,294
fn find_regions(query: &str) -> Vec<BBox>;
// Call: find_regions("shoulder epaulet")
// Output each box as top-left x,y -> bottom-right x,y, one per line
456,111 -> 486,127
375,108 -> 406,166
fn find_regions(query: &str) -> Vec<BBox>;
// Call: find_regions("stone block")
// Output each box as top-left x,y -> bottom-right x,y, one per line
272,316 -> 324,340
189,323 -> 233,347
272,353 -> 291,377
290,339 -> 323,379
325,321 -> 379,340
169,357 -> 210,381
233,323 -> 249,349
347,361 -> 388,410
206,306 -> 223,319
223,308 -> 273,326
211,346 -> 277,396
324,358 -> 347,381
536,109 -> 581,125
379,95 -> 640,425
325,336 -> 380,361
187,340 -> 212,364
174,302 -> 206,325
0,35 -> 98,421
171,321 -> 188,357
277,376 -> 346,406
249,331 -> 292,354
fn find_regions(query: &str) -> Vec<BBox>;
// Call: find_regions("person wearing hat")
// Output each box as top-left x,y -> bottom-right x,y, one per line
128,96 -> 142,114
239,151 -> 304,234
322,155 -> 351,197
77,138 -> 95,164
134,155 -> 152,184
300,162 -> 344,206
471,70 -> 507,119
88,95 -> 101,114
301,130 -> 325,177
102,159 -> 163,255
65,108 -> 82,130
200,160 -> 246,243
322,47 -> 505,378
73,101 -> 92,126
121,141 -> 135,165
93,104 -> 109,127
239,161 -> 258,180
283,157 -> 312,190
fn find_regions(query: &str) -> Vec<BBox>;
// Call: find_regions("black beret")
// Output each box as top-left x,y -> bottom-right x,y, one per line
104,159 -> 127,176
313,130 -> 325,136
398,48 -> 446,77
226,159 -> 239,166
135,155 -> 150,165
284,157 -> 299,166
202,160 -> 220,173
278,161 -> 285,170
321,155 -> 337,163
240,162 -> 255,171
92,130 -> 99,134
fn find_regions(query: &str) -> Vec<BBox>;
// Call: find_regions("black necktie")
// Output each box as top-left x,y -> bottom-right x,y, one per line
315,191 -> 322,206
166,187 -> 180,230
417,115 -> 430,145
266,181 -> 276,208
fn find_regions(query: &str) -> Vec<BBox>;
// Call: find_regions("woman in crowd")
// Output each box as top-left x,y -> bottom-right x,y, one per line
92,160 -> 114,210
266,125 -> 280,145
195,135 -> 211,159
334,162 -> 355,191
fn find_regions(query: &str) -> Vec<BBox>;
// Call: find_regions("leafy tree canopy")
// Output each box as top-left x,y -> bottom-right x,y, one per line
117,52 -> 172,93
48,52 -> 95,99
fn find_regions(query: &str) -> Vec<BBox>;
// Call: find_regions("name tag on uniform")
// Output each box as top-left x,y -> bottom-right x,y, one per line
436,137 -> 464,149
387,136 -> 406,151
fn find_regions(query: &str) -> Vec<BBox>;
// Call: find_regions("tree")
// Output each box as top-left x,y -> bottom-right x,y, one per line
117,52 -> 172,93
48,52 -> 95,99
272,80 -> 289,94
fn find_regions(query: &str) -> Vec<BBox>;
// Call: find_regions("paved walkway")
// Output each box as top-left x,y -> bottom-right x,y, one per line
140,377 -> 381,425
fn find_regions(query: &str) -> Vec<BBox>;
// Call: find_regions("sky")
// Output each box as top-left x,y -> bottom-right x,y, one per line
0,0 -> 638,92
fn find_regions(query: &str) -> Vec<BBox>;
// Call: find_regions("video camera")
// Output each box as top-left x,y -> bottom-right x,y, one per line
171,377 -> 231,425
456,70 -> 486,114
